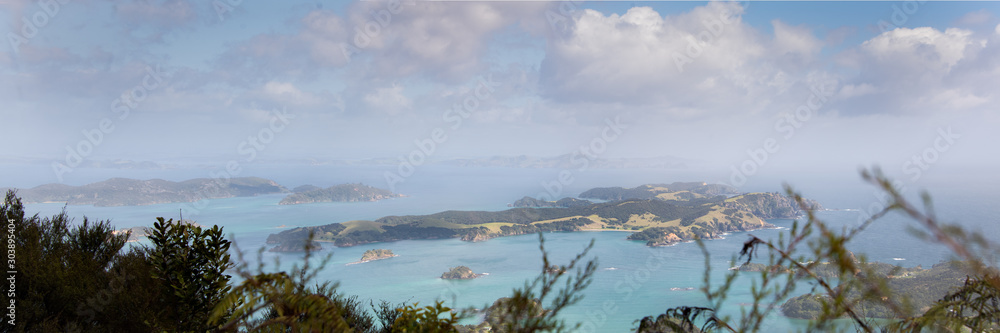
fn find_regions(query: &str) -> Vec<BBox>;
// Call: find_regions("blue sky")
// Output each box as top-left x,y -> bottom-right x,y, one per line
2,0 -> 999,184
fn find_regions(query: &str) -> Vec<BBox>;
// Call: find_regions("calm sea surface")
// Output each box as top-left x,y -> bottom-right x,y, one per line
20,165 -> 1000,332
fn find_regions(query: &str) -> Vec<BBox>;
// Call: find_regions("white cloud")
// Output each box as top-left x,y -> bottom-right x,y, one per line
927,89 -> 988,110
831,26 -> 994,114
299,10 -> 352,67
363,84 -> 412,114
537,3 -> 838,119
115,0 -> 197,27
347,1 -> 545,81
837,83 -> 879,99
772,20 -> 822,58
259,81 -> 323,107
861,27 -> 975,70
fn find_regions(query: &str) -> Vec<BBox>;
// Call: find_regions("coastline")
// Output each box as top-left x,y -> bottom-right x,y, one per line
578,228 -> 640,233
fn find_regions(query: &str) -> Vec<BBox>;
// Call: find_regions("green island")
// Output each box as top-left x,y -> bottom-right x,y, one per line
441,266 -> 483,280
509,196 -> 593,208
579,182 -> 738,201
278,183 -> 402,205
347,249 -> 397,265
776,261 -> 974,320
265,183 -> 821,251
0,177 -> 288,207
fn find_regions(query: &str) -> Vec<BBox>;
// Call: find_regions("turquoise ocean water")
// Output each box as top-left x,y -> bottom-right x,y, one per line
19,165 -> 1000,332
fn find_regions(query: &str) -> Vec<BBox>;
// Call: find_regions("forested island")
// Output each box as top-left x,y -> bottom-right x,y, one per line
1,177 -> 288,206
266,183 -> 821,251
441,266 -> 483,279
347,249 -> 397,265
279,183 -> 402,205
509,196 -> 593,208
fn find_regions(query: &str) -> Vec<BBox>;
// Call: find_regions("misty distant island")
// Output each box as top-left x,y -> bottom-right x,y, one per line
266,182 -> 821,251
439,155 -> 689,169
2,178 -> 401,207
0,177 -> 288,207
279,183 -> 403,205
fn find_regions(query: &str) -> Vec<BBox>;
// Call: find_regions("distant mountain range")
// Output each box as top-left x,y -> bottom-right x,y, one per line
279,183 -> 404,205
1,177 -> 289,207
438,155 -> 688,169
2,155 -> 691,171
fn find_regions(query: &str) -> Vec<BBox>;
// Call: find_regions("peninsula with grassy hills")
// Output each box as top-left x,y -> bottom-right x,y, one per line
265,182 -> 821,251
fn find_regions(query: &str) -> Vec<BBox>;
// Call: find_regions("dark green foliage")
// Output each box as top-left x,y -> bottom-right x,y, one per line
634,307 -> 728,333
2,190 -> 121,331
391,301 -> 460,332
372,300 -> 406,333
147,217 -> 234,331
0,190 -> 160,332
333,224 -> 457,247
496,218 -> 592,236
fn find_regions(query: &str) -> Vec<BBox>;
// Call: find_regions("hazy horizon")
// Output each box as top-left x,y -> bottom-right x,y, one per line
3,0 -> 999,189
